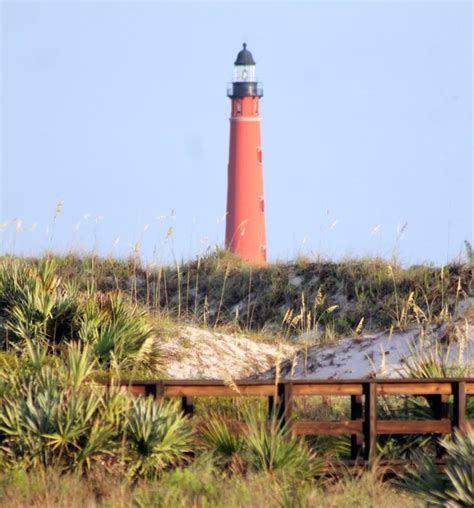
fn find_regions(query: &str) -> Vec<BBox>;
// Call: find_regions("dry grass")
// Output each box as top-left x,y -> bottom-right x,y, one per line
0,466 -> 421,508
1,253 -> 470,340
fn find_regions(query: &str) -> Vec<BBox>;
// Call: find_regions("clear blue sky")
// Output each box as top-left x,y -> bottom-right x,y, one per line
1,1 -> 472,265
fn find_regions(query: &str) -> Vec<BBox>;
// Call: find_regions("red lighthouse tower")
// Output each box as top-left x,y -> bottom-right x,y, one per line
225,43 -> 267,266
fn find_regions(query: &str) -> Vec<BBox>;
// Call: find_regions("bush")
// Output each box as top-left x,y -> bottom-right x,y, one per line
0,342 -> 114,472
126,397 -> 194,478
0,259 -> 161,375
244,416 -> 322,479
0,342 -> 190,477
400,430 -> 474,507
200,412 -> 322,480
0,260 -> 78,347
77,291 -> 160,374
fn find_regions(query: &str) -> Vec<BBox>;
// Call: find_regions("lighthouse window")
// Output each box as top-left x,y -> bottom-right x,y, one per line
236,99 -> 242,115
254,99 -> 259,115
257,147 -> 263,163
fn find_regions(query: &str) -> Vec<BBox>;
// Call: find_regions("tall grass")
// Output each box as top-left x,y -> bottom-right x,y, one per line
2,253 -> 469,340
0,465 -> 422,508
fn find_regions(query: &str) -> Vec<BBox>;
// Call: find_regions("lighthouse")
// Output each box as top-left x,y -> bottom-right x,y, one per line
225,43 -> 267,266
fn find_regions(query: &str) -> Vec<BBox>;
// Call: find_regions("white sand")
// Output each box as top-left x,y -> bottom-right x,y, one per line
159,320 -> 473,380
260,321 -> 473,380
159,326 -> 295,379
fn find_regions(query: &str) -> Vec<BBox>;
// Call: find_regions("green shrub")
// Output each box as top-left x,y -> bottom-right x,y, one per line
0,260 -> 78,346
200,412 -> 322,480
244,416 -> 322,479
126,396 -> 193,478
0,259 -> 161,375
199,413 -> 245,470
0,341 -> 188,477
400,430 -> 474,507
77,291 -> 160,374
0,342 -> 114,472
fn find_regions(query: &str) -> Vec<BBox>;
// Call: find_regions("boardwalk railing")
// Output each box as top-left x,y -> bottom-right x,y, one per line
106,378 -> 474,467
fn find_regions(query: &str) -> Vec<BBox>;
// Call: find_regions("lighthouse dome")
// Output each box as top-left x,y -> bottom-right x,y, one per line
234,43 -> 256,65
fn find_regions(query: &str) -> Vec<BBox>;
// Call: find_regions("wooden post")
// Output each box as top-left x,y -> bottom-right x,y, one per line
268,395 -> 275,419
430,394 -> 449,458
274,382 -> 293,430
274,383 -> 285,422
452,381 -> 466,437
154,381 -> 164,405
181,396 -> 194,416
363,381 -> 377,469
283,382 -> 293,432
350,395 -> 363,460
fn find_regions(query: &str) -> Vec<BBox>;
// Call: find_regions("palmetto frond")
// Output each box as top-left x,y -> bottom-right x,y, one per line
200,413 -> 244,462
77,292 -> 160,374
126,397 -> 193,478
400,430 -> 474,507
243,413 -> 322,479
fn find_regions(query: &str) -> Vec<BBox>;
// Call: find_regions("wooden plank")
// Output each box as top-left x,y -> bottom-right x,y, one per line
292,420 -> 363,436
165,378 -> 473,385
196,419 -> 283,434
351,395 -> 364,459
112,380 -> 158,386
363,382 -> 377,468
127,385 -> 147,397
100,379 -> 474,402
373,378 -> 471,383
163,379 -> 273,386
291,383 -> 363,396
99,378 -> 474,387
377,420 -> 452,434
465,382 -> 474,394
163,384 -> 275,397
290,379 -> 369,384
117,383 -> 163,400
377,382 -> 452,395
452,381 -> 467,434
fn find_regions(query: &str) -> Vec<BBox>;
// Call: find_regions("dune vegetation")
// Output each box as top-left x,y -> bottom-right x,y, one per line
0,253 -> 472,507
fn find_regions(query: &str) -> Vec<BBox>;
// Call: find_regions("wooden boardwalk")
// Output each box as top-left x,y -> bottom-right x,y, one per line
106,378 -> 474,468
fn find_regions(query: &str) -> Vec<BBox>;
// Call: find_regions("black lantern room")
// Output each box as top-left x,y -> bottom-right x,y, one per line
228,43 -> 263,98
